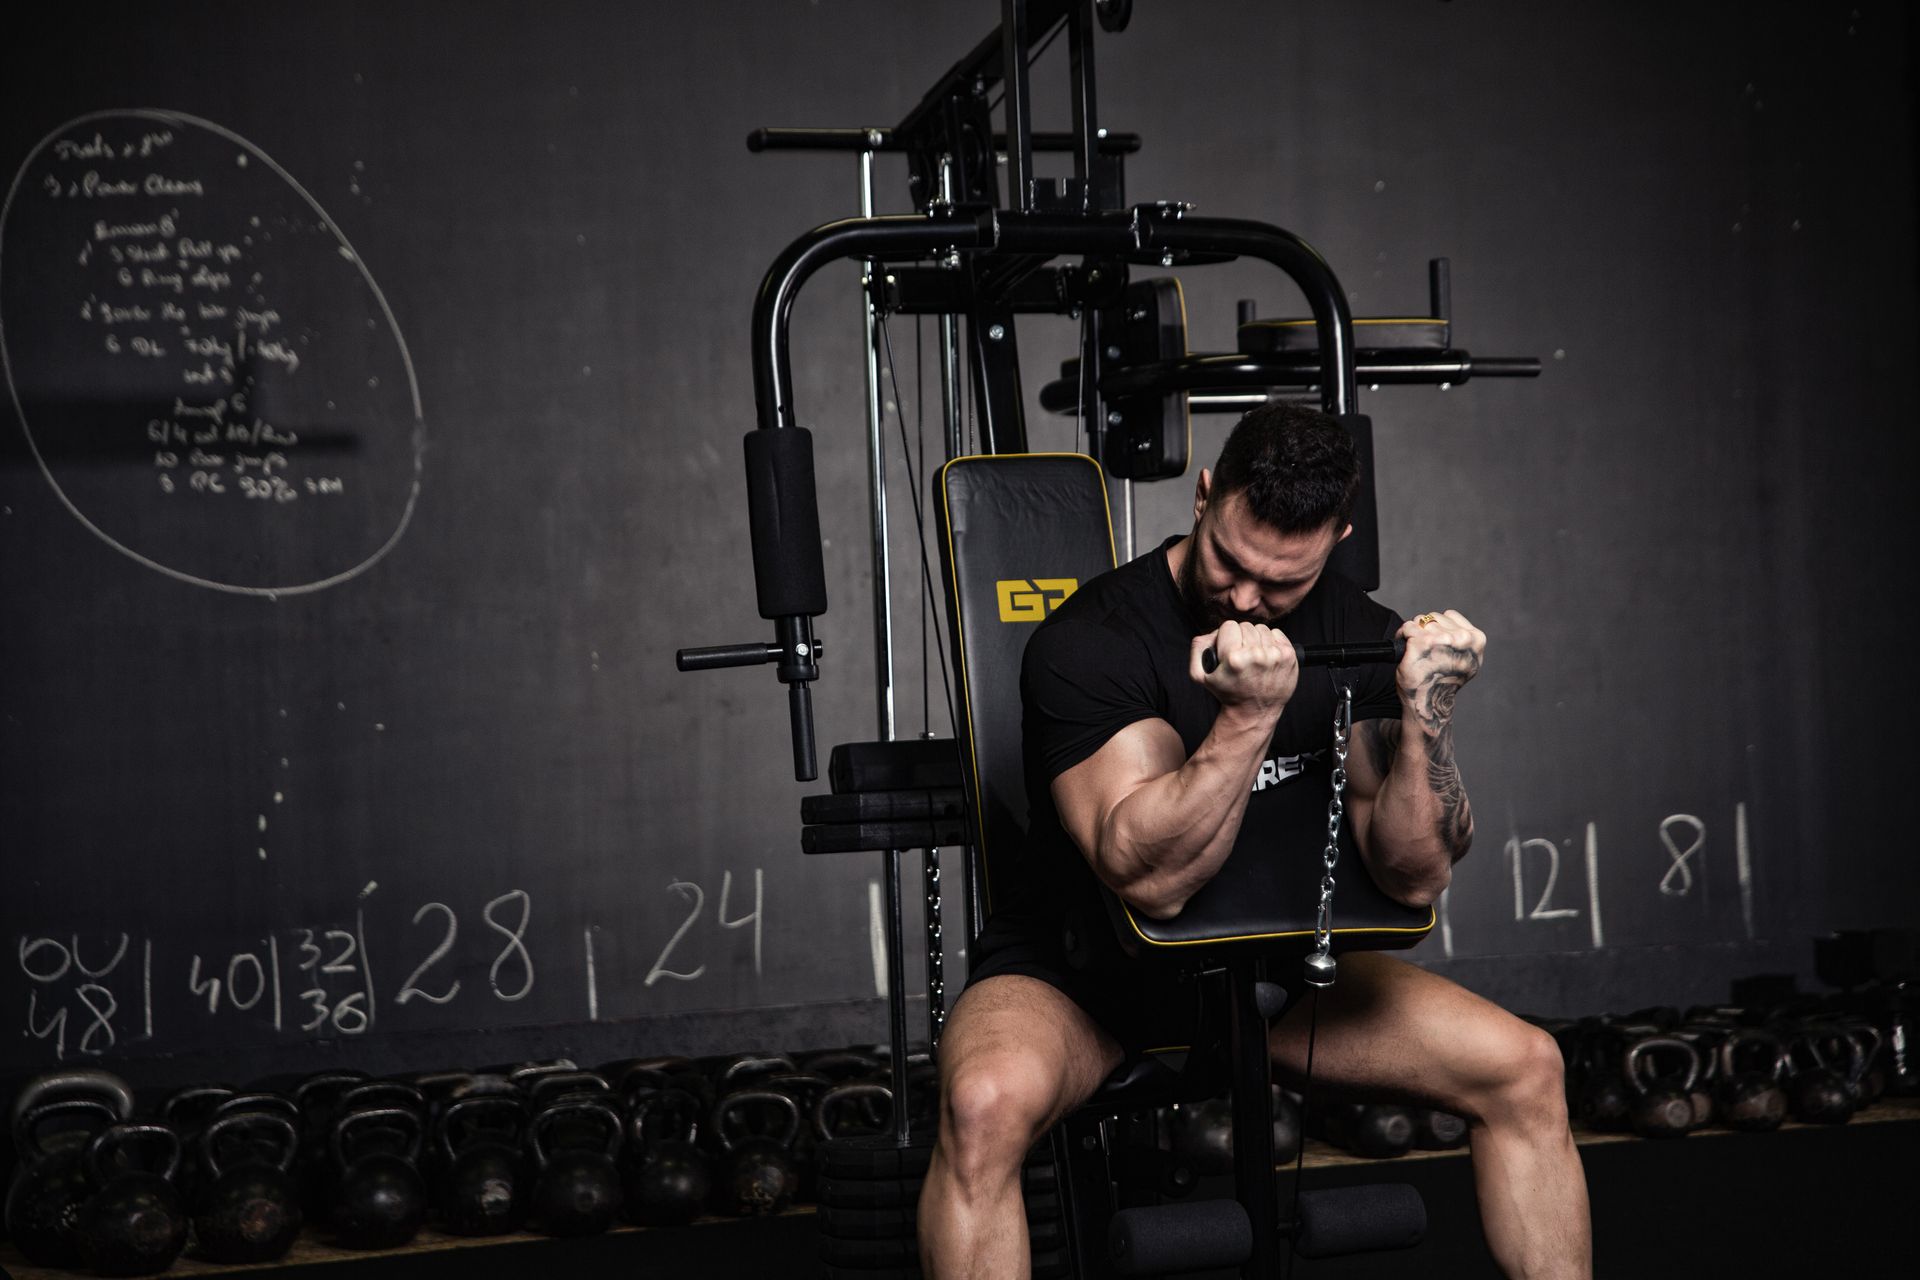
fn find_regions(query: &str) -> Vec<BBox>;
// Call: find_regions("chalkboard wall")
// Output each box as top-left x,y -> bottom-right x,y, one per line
3,0 -> 1914,1091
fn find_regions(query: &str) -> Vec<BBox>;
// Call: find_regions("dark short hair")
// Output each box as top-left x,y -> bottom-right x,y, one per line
1209,402 -> 1361,534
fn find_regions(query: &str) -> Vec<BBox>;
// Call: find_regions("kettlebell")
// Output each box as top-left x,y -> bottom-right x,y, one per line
1787,1026 -> 1858,1125
329,1105 -> 427,1249
1325,1102 -> 1415,1158
291,1069 -> 369,1219
192,1111 -> 303,1264
623,1088 -> 711,1227
1573,1025 -> 1635,1132
528,1097 -> 624,1236
759,1071 -> 831,1200
75,1122 -> 189,1276
1834,1022 -> 1885,1107
157,1084 -> 235,1210
5,1068 -> 137,1267
434,1095 -> 530,1236
1167,1096 -> 1234,1176
711,1089 -> 802,1216
1715,1027 -> 1788,1132
1411,1107 -> 1469,1150
1671,1027 -> 1723,1130
1624,1036 -> 1698,1139
1269,1086 -> 1303,1164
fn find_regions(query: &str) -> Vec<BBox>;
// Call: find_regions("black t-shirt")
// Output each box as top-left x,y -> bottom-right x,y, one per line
982,535 -> 1403,969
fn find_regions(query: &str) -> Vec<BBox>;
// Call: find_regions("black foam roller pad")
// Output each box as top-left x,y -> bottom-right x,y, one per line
828,739 -> 963,793
1108,1199 -> 1252,1275
1293,1184 -> 1425,1258
743,427 -> 828,620
801,789 -> 967,824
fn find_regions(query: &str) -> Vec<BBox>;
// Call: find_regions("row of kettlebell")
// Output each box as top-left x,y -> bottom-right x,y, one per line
4,1048 -> 926,1274
1545,1008 -> 1889,1139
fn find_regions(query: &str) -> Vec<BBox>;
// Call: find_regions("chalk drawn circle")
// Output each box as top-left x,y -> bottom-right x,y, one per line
0,109 -> 423,595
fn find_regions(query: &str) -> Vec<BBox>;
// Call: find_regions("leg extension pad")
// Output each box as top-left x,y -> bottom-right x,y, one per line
1108,1198 -> 1252,1276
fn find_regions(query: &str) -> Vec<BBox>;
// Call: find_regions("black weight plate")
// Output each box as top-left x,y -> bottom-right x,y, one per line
821,1234 -> 923,1267
818,1203 -> 917,1240
1028,1218 -> 1065,1251
1031,1246 -> 1072,1279
1022,1189 -> 1063,1222
817,1173 -> 924,1210
1022,1159 -> 1058,1190
820,1134 -> 935,1179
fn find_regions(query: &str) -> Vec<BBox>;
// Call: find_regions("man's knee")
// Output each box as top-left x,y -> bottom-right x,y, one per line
938,1054 -> 1058,1184
1478,1020 -> 1569,1127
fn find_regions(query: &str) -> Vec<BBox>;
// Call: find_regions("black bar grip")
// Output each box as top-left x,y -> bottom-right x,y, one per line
748,127 -> 892,152
676,643 -> 782,672
789,683 -> 817,782
1200,636 -> 1406,674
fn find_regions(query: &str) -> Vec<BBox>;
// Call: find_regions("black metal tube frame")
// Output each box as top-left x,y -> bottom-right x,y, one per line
751,206 -> 1363,436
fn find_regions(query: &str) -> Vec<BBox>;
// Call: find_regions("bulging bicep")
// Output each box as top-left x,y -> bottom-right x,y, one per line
1050,716 -> 1189,869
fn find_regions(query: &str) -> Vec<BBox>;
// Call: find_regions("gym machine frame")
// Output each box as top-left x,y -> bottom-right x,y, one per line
680,0 -> 1538,1272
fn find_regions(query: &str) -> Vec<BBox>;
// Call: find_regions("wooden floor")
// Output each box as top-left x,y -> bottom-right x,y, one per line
3,1097 -> 1916,1278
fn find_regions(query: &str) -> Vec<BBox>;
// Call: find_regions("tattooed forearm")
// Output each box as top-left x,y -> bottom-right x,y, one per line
1423,722 -> 1474,859
1362,716 -> 1400,779
1361,712 -> 1473,860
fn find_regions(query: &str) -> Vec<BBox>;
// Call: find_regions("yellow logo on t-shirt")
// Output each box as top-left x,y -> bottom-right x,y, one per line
996,578 -> 1077,622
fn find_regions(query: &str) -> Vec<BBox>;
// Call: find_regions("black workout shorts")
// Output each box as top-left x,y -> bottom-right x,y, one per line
963,917 -> 1205,1056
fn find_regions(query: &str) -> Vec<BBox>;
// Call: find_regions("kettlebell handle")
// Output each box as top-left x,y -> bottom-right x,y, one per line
438,1095 -> 526,1164
717,1054 -> 797,1088
200,1111 -> 299,1179
85,1121 -> 183,1185
1624,1036 -> 1700,1094
212,1091 -> 299,1121
633,1088 -> 702,1149
528,1098 -> 623,1167
13,1096 -> 123,1161
1719,1028 -> 1787,1083
331,1105 -> 423,1171
712,1089 -> 801,1153
8,1068 -> 136,1134
813,1082 -> 893,1142
291,1070 -> 369,1110
1837,1023 -> 1881,1085
338,1080 -> 427,1116
525,1070 -> 613,1107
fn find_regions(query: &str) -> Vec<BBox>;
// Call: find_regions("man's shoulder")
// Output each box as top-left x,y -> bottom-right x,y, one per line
1023,550 -> 1172,684
1049,542 -> 1171,629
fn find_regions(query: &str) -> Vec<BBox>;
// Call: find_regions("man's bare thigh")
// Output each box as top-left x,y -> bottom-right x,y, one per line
1266,952 -> 1538,1113
939,974 -> 1128,1129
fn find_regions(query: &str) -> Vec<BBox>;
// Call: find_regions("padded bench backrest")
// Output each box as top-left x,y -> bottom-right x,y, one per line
936,453 -> 1116,925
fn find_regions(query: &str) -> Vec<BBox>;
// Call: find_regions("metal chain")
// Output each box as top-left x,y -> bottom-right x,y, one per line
1306,683 -> 1354,986
925,846 -> 946,1046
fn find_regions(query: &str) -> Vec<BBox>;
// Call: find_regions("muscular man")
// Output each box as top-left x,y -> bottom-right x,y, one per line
919,404 -> 1590,1279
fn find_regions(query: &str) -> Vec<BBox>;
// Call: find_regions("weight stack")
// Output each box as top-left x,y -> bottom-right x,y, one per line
814,1133 -> 1068,1279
